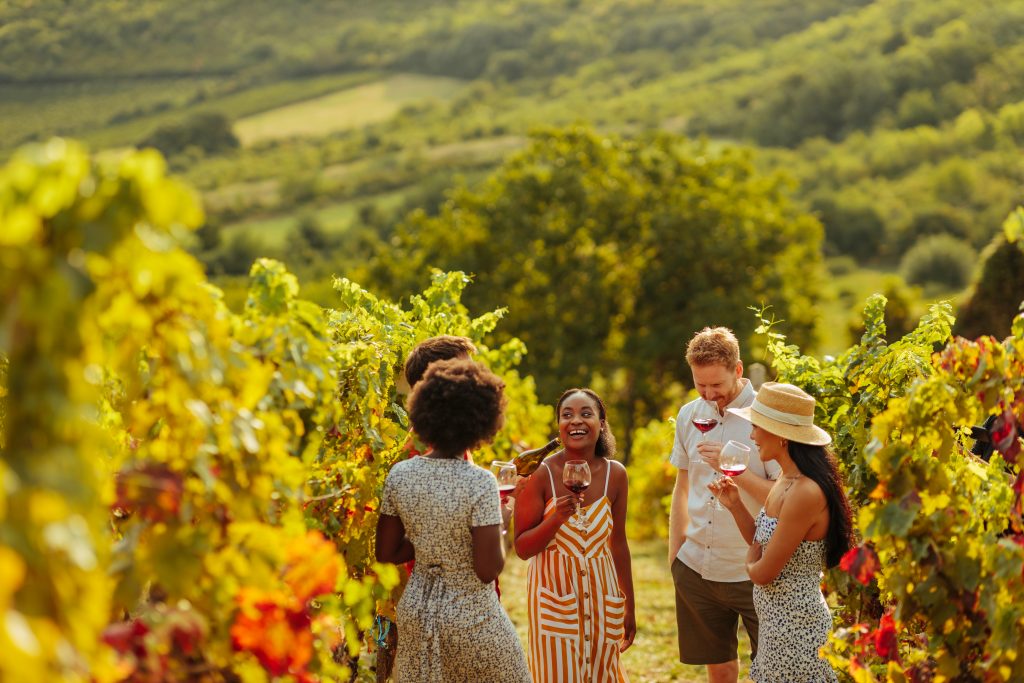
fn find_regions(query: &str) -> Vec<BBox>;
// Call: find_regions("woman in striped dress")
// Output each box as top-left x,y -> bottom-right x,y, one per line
514,388 -> 636,682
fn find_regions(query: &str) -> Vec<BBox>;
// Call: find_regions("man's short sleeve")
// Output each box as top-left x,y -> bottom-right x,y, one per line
669,404 -> 693,470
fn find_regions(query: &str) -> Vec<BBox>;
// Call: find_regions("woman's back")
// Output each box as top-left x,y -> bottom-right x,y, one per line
385,457 -> 491,580
382,456 -> 531,683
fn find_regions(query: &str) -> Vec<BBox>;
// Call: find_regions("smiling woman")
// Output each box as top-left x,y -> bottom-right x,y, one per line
513,388 -> 636,682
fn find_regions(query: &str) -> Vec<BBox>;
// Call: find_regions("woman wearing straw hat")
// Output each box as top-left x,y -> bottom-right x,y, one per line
711,382 -> 853,683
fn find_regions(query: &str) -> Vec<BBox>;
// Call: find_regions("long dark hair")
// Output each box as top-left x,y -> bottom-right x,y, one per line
555,388 -> 617,459
789,442 -> 854,567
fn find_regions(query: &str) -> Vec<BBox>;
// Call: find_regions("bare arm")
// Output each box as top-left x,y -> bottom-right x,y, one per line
667,469 -> 689,565
608,462 -> 636,652
470,524 -> 505,583
711,477 -> 757,544
746,482 -> 824,585
375,514 -> 415,565
513,465 -> 575,559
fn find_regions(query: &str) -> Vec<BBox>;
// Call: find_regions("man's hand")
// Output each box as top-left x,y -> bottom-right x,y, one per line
696,440 -> 723,472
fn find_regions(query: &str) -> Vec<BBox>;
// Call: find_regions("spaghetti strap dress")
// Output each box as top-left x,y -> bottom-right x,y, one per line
526,462 -> 629,683
750,509 -> 837,683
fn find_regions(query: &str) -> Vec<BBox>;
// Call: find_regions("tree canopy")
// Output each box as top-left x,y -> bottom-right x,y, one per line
366,125 -> 824,439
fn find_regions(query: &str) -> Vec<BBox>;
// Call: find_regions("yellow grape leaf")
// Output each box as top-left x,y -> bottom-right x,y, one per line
0,206 -> 41,245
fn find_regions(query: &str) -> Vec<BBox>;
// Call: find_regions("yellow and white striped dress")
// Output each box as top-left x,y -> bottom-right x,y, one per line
527,463 -> 629,683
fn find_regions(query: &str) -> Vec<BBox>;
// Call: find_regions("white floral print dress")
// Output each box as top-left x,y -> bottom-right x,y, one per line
750,509 -> 837,683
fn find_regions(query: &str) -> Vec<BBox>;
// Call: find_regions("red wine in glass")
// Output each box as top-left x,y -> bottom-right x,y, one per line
498,484 -> 516,502
692,418 -> 719,434
721,464 -> 747,478
565,481 -> 589,495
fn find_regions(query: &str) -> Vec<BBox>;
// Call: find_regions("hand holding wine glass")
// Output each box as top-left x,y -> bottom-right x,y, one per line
490,460 -> 518,503
719,440 -> 750,478
562,460 -> 591,531
708,440 -> 749,510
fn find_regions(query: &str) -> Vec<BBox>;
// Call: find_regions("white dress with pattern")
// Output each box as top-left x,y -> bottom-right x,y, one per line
381,456 -> 530,683
750,509 -> 837,683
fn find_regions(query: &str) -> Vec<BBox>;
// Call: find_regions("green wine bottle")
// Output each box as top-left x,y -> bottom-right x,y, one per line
512,437 -> 562,477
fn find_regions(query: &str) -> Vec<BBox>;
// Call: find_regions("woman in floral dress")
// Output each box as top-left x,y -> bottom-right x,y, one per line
375,359 -> 530,683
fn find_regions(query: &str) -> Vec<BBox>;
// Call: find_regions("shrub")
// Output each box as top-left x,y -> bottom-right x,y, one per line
899,234 -> 975,288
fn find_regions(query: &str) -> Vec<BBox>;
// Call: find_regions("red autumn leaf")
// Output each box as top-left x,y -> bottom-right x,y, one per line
284,532 -> 340,603
231,588 -> 313,676
840,543 -> 880,585
102,618 -> 149,655
874,613 -> 900,662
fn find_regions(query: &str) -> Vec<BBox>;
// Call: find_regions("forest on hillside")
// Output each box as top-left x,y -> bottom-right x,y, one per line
3,0 -> 1024,398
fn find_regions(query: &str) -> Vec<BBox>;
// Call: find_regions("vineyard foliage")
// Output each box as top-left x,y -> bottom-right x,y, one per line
0,141 -> 550,681
3,139 -> 1024,682
759,290 -> 1024,682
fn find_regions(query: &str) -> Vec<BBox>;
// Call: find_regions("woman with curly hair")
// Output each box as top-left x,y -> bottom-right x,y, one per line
375,358 -> 530,683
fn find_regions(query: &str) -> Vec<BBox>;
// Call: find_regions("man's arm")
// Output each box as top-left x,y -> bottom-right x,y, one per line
668,469 -> 689,565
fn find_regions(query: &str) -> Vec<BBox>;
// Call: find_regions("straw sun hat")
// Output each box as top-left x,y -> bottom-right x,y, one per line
727,382 -> 831,446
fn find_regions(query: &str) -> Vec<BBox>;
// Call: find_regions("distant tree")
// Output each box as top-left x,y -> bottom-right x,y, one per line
900,234 -> 976,289
368,125 -> 824,451
140,112 -> 239,158
812,195 -> 887,262
955,211 -> 1024,339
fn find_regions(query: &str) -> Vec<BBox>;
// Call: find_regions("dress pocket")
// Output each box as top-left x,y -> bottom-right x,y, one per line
537,585 -> 579,639
602,593 -> 626,641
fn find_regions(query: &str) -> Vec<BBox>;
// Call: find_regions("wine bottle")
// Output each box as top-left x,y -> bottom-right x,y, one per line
512,437 -> 561,477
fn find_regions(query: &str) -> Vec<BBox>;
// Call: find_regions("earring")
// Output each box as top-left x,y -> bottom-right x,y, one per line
780,439 -> 787,448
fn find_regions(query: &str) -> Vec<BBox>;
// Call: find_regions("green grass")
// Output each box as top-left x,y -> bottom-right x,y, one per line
233,74 -> 468,145
501,538 -> 752,682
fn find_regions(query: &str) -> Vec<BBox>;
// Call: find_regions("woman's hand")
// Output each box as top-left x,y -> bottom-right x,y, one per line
551,493 -> 579,523
709,476 -> 742,511
620,605 -> 637,652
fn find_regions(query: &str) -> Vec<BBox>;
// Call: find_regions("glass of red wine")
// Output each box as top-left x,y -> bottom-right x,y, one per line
692,410 -> 719,442
562,459 -> 591,531
720,440 -> 751,478
490,461 -> 518,503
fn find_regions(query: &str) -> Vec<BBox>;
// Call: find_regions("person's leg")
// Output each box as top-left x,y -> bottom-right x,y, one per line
671,559 -> 740,675
723,578 -> 759,661
706,660 -> 739,683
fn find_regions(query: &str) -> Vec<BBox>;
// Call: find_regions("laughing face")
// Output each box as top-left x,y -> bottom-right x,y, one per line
558,391 -> 604,452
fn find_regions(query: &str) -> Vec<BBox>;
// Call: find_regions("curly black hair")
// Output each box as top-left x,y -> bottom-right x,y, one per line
555,388 -> 617,458
409,359 -> 506,457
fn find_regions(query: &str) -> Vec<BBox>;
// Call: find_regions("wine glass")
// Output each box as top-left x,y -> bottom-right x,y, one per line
691,400 -> 719,442
562,460 -> 591,531
719,440 -> 751,478
490,461 -> 518,503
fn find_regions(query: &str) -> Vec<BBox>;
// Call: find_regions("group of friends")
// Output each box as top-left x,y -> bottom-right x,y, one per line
375,327 -> 854,683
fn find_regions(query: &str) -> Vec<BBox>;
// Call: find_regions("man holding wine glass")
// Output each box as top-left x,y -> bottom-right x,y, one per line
667,327 -> 781,683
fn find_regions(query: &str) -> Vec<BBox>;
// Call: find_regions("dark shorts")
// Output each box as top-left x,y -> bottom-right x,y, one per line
671,558 -> 759,665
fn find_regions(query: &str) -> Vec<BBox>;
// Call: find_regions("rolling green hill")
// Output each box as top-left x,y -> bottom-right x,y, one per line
4,0 -> 1023,354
